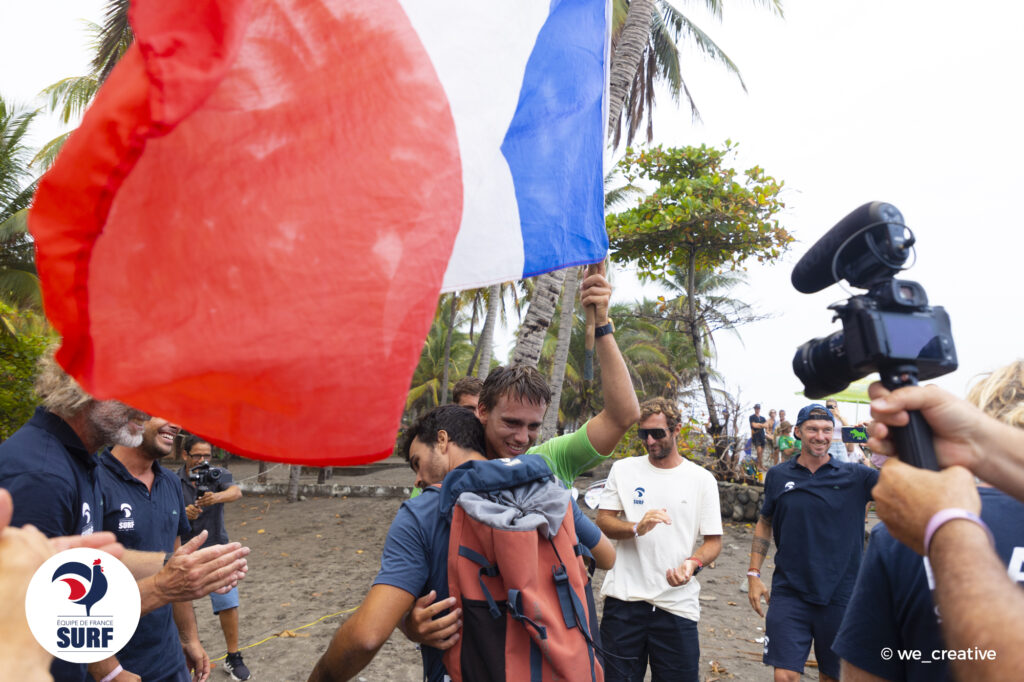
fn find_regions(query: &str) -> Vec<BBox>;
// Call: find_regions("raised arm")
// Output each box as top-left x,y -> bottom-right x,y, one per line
580,268 -> 640,456
309,584 -> 416,682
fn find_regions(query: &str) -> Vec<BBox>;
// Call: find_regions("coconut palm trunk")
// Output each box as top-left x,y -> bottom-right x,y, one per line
682,248 -> 724,461
541,267 -> 580,440
287,464 -> 301,502
607,0 -> 656,137
511,268 -> 567,368
439,293 -> 458,403
475,283 -> 501,380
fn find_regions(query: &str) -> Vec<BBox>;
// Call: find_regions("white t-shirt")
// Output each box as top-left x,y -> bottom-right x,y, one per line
598,456 -> 723,621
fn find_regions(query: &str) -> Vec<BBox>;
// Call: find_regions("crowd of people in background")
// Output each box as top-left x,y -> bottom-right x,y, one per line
2,272 -> 1023,682
711,400 -> 873,480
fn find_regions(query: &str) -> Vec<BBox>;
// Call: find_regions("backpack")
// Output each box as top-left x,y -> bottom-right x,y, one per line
439,455 -> 603,682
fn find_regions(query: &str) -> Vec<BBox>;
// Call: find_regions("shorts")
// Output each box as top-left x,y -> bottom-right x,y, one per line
600,597 -> 699,682
209,585 -> 240,614
763,589 -> 843,679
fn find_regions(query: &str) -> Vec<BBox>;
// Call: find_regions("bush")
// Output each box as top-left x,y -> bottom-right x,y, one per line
0,304 -> 54,440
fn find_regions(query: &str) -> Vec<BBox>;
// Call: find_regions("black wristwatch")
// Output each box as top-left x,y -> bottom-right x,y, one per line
594,321 -> 614,338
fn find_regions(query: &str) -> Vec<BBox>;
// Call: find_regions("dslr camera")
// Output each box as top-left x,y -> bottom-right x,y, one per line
188,461 -> 223,496
791,202 -> 958,469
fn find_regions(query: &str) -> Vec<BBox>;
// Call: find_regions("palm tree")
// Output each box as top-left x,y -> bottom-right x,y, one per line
0,97 -> 41,309
661,267 -> 757,430
514,0 -> 782,370
34,2 -> 134,171
609,0 -> 783,148
406,313 -> 474,418
541,266 -> 581,440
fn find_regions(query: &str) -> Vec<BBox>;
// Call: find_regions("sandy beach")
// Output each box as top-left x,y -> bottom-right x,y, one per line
187,458 -> 821,681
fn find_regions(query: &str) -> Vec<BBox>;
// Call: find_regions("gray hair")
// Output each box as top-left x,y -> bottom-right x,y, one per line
34,350 -> 92,419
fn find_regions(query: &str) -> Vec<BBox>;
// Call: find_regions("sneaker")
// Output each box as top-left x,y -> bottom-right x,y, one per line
224,652 -> 251,681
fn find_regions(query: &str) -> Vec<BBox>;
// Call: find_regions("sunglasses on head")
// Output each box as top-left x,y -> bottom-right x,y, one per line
638,428 -> 668,440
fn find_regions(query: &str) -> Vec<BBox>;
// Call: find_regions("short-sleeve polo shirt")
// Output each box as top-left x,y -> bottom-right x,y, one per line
760,456 -> 878,605
0,407 -> 105,682
0,406 -> 104,538
98,451 -> 191,682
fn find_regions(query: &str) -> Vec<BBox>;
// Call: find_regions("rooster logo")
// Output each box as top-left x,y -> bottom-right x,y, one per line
52,558 -> 108,616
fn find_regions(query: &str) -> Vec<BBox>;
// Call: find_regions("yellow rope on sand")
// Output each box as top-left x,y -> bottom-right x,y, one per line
209,605 -> 359,662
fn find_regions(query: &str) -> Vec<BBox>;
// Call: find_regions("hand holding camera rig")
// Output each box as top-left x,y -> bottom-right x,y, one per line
791,202 -> 958,469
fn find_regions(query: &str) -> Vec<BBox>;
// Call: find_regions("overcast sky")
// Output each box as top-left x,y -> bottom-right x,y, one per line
4,0 -> 1021,430
614,0 -> 1024,423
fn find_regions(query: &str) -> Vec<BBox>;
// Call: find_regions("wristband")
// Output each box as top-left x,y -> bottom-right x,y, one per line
594,321 -> 614,338
100,665 -> 123,682
746,570 -> 761,578
632,523 -> 639,538
923,508 -> 994,556
687,556 -> 703,568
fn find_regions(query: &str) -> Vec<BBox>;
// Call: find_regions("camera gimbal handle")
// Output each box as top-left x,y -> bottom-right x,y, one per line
880,368 -> 939,471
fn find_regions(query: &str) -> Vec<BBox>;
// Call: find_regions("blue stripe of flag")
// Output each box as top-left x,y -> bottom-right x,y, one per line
501,0 -> 608,278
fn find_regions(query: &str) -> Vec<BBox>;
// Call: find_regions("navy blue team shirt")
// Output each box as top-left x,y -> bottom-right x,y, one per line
0,407 -> 106,682
761,456 -> 879,605
833,486 -> 1024,681
373,459 -> 603,682
0,407 -> 104,537
98,450 -> 192,682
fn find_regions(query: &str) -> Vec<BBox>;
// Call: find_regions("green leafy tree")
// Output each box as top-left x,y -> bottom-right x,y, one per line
0,303 -> 54,440
608,143 -> 791,434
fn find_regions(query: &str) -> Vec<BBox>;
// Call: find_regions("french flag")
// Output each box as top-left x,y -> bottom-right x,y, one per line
29,0 -> 610,465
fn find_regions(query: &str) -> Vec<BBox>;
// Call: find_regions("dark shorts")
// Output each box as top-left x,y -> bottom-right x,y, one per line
600,596 -> 699,682
763,590 -> 843,678
752,432 -> 767,446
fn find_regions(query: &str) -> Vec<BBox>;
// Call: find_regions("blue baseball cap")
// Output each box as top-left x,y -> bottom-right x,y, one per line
795,403 -> 835,427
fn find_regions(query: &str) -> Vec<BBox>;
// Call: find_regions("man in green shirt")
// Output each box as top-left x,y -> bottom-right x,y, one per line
404,268 -> 641,646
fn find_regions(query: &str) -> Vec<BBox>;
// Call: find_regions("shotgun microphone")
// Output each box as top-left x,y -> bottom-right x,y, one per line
790,201 -> 913,293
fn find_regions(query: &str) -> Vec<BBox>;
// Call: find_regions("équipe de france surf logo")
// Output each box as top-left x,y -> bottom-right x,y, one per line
25,548 -> 140,663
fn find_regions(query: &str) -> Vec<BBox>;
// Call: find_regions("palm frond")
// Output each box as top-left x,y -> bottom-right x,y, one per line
92,0 -> 133,84
0,208 -> 28,242
30,132 -> 73,173
39,76 -> 99,124
0,269 -> 42,309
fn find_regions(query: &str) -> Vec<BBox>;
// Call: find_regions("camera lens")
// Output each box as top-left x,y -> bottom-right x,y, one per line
792,331 -> 860,399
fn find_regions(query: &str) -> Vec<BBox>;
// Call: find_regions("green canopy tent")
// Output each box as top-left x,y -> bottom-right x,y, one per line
794,376 -> 876,421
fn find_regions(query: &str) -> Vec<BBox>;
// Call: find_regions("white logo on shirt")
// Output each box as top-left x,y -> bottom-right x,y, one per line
118,503 -> 135,531
784,481 -> 795,492
80,502 -> 93,535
